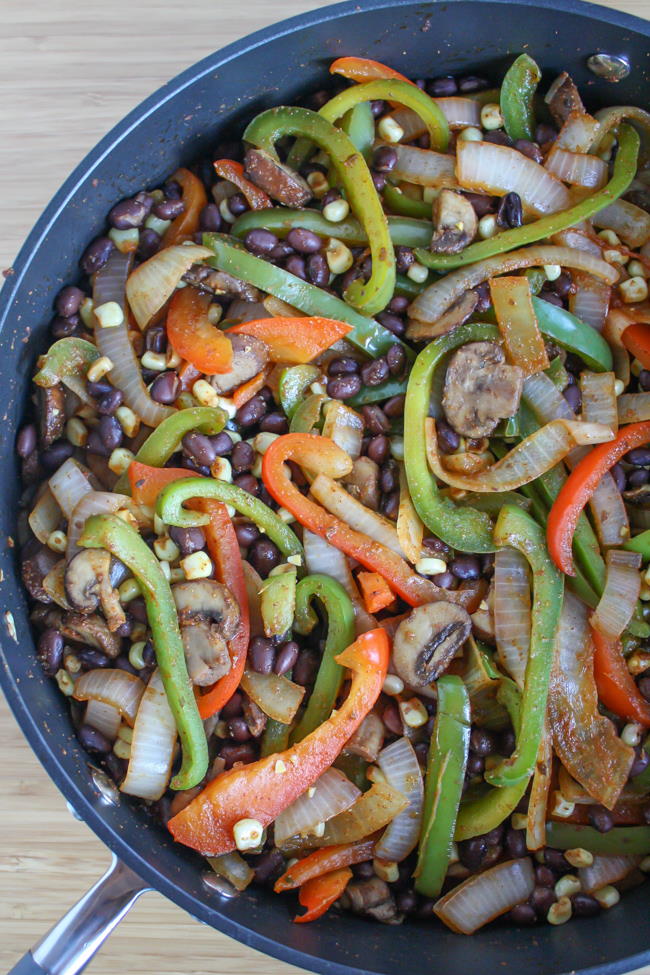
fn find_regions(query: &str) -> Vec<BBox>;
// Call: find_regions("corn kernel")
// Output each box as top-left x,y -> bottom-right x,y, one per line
181,550 -> 213,580
620,276 -> 649,304
113,738 -> 131,760
309,381 -> 327,396
108,447 -> 135,476
94,301 -> 124,329
109,227 -> 139,253
480,102 -> 504,131
565,848 -> 594,869
478,214 -> 497,239
128,641 -> 147,670
415,557 -> 447,576
233,818 -> 265,851
118,725 -> 133,744
547,896 -> 572,925
153,535 -> 181,563
544,264 -> 562,281
141,350 -> 168,371
510,813 -> 528,832
118,578 -> 141,604
554,874 -> 581,898
145,214 -> 171,236
323,197 -> 350,223
64,652 -> 82,675
311,821 -> 326,838
621,721 -> 642,746
593,884 -> 620,909
79,297 -> 95,329
407,261 -> 428,283
307,171 -> 330,199
373,859 -> 399,883
325,237 -> 354,275
207,303 -> 223,325
55,669 -> 75,696
382,674 -> 405,696
166,348 -> 182,369
113,407 -> 139,441
87,355 -> 114,383
603,248 -> 628,266
390,436 -> 405,461
551,791 -> 575,818
377,116 -> 405,143
399,696 -> 428,728
211,457 -> 232,482
614,379 -> 625,396
627,259 -> 648,279
215,395 -> 237,419
169,567 -> 185,583
192,378 -> 219,407
627,649 -> 650,675
458,126 -> 483,142
66,417 -> 88,447
46,530 -> 67,553
274,759 -> 287,774
598,229 -> 621,246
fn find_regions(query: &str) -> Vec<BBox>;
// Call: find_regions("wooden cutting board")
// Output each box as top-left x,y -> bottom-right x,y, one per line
1,1 -> 649,972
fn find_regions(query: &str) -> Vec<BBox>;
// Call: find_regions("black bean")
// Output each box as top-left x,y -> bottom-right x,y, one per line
536,123 -> 558,146
458,75 -> 488,93
286,227 -> 322,254
307,252 -> 329,287
259,413 -> 288,435
384,394 -> 406,418
109,197 -> 148,230
423,535 -> 451,558
552,272 -> 574,299
269,241 -> 293,262
544,848 -> 570,872
427,75 -> 458,97
234,521 -> 259,547
626,447 -> 650,467
509,903 -> 537,925
639,370 -> 650,392
629,746 -> 650,777
381,491 -> 399,520
309,89 -> 330,110
470,727 -> 496,756
78,648 -> 110,669
536,865 -> 556,887
235,395 -> 267,428
497,192 -> 523,229
221,692 -> 243,719
362,404 -> 390,434
485,131 -> 514,148
56,285 -> 85,318
328,356 -> 359,376
458,837 -> 488,870
182,431 -> 217,468
137,228 -> 161,261
38,628 -> 64,676
542,292 -> 564,309
231,440 -> 255,472
150,371 -> 180,404
373,145 -> 398,172
96,389 -> 124,416
380,461 -> 398,494
248,537 -> 281,577
562,383 -> 582,413
500,729 -> 516,755
16,424 -> 37,458
80,236 -> 114,275
394,246 -> 415,274
233,473 -> 258,495
274,640 -> 300,676
370,99 -> 387,118
396,890 -> 418,914
293,650 -> 319,686
78,724 -> 112,754
163,179 -> 182,199
253,849 -> 285,885
182,456 -> 210,477
199,203 -> 222,233
450,554 -> 481,580
228,716 -> 252,742
382,700 -> 403,736
153,199 -> 185,221
228,193 -> 249,217
98,415 -> 123,452
220,742 -> 256,769
371,171 -> 387,193
360,357 -> 390,387
436,418 -> 460,454
248,636 -> 275,674
628,468 -> 650,488
609,462 -> 626,493
466,753 -> 484,776
244,228 -> 278,256
481,553 -> 495,578
367,435 -> 390,465
115,654 -> 138,675
530,886 -> 556,917
169,526 -> 206,556
638,675 -> 650,701
514,139 -> 544,164
144,324 -> 166,354
506,828 -> 527,859
327,374 -> 362,400
463,192 -> 497,218
51,314 -> 80,338
431,570 -> 458,590
283,254 -> 306,279
259,385 -> 274,404
321,188 -> 341,209
389,295 -> 410,315
209,431 -> 233,456
41,440 -> 75,471
572,893 -> 601,917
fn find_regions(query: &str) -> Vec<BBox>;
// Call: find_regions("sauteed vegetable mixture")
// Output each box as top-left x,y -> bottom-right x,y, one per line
18,54 -> 650,933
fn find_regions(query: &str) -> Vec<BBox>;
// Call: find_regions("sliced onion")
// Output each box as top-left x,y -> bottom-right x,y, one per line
320,780 -> 408,847
344,712 -> 384,762
388,143 -> 457,187
241,560 -> 264,637
490,275 -> 548,376
387,107 -> 427,141
74,668 -> 145,726
49,458 -> 93,519
591,549 -> 642,639
374,737 -> 423,862
273,767 -> 361,847
239,670 -> 305,724
526,731 -> 552,851
552,226 -> 603,257
442,451 -> 493,475
588,470 -> 629,549
207,852 -> 254,892
302,528 -> 375,635
619,392 -> 650,423
556,111 -> 601,153
558,764 -> 595,804
322,402 -> 364,460
579,855 -> 641,894
409,245 -> 618,325
310,473 -> 406,556
435,97 -> 481,129
425,416 -> 612,493
84,699 -> 121,741
67,490 -> 131,558
545,148 -> 608,189
434,858 -> 535,935
604,309 -> 633,386
456,141 -> 570,215
592,199 -> 650,249
549,591 -> 634,809
493,547 -> 530,689
42,560 -> 71,609
569,272 -> 610,332
397,466 -> 424,565
94,251 -> 174,428
29,486 -> 61,543
522,372 -> 574,422
125,243 -> 212,329
580,371 -> 618,432
120,669 -> 178,801
592,105 -> 650,153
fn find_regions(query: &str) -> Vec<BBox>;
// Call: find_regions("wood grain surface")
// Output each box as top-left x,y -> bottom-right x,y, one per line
1,1 -> 649,973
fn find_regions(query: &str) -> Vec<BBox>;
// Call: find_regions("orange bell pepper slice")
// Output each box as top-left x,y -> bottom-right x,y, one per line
329,56 -> 414,86
262,433 -> 475,610
547,421 -> 650,575
294,867 -> 352,923
129,463 -> 189,506
357,571 -> 396,614
622,322 -> 650,370
162,168 -> 208,246
592,627 -> 650,727
213,159 -> 271,211
275,839 -> 376,893
168,628 -> 389,855
167,287 -> 233,375
228,316 -> 352,365
231,366 -> 270,408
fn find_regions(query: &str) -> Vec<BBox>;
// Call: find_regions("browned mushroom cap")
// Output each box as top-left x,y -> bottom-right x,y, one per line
393,602 -> 472,688
38,384 -> 65,447
345,712 -> 385,762
21,541 -> 60,603
430,189 -> 478,255
406,289 -> 479,342
343,878 -> 399,922
60,612 -> 122,658
343,457 -> 381,511
442,341 -> 524,438
172,580 -> 240,686
209,334 -> 269,393
64,549 -> 126,632
244,148 -> 312,207
544,72 -> 586,127
180,622 -> 231,687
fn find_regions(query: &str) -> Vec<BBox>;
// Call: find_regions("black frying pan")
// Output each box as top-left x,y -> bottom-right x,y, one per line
2,2 -> 650,973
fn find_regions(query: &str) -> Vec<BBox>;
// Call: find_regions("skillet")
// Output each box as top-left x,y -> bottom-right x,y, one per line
1,1 -> 650,972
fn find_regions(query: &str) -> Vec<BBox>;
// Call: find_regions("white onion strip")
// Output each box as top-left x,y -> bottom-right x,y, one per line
387,143 -> 458,187
555,111 -> 601,153
310,474 -> 406,557
545,147 -> 608,189
579,855 -> 642,894
120,669 -> 178,801
320,781 -> 408,847
84,699 -> 122,741
239,670 -> 305,724
494,547 -> 530,688
74,668 -> 145,726
273,768 -> 361,847
125,243 -> 213,329
322,402 -> 364,460
397,466 -> 424,565
592,199 -> 650,249
29,487 -> 62,543
456,140 -> 571,215
619,392 -> 650,423
66,490 -> 131,558
591,549 -> 642,639
434,858 -> 535,935
569,272 -> 610,332
302,529 -> 375,635
435,97 -> 481,129
375,737 -> 423,862
526,731 -> 552,851
580,371 -> 618,432
48,458 -> 93,519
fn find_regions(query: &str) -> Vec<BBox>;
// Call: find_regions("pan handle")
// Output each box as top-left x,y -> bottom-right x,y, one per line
7,854 -> 151,975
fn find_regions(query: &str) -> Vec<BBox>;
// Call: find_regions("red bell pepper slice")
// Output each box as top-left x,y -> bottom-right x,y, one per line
357,571 -> 396,614
592,627 -> 650,727
232,366 -> 270,408
275,839 -> 376,892
167,287 -> 233,375
547,422 -> 650,575
213,159 -> 272,211
129,463 -> 189,506
294,867 -> 352,924
162,168 -> 208,246
168,628 -> 389,855
329,56 -> 414,86
622,322 -> 650,370
228,316 -> 352,365
262,433 -> 476,609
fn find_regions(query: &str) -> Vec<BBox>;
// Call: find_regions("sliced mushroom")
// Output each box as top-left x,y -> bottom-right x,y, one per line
343,457 -> 381,511
183,266 -> 261,303
172,579 -> 240,686
209,333 -> 269,393
393,602 -> 472,688
430,189 -> 478,255
442,341 -> 524,438
344,712 -> 385,762
242,694 -> 267,737
545,72 -> 586,127
406,289 -> 479,341
344,878 -> 400,923
64,549 -> 126,632
37,384 -> 65,447
623,484 -> 650,506
60,612 -> 122,658
244,148 -> 312,207
21,540 -> 60,603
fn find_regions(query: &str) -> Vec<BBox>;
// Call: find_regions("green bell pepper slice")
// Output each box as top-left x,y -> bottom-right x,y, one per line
290,392 -> 327,434
533,297 -> 613,373
415,124 -> 639,271
545,822 -> 650,856
485,506 -> 564,788
243,106 -> 395,316
231,207 -> 432,250
342,100 -> 375,161
79,513 -> 207,790
403,323 -> 499,553
279,365 -> 321,420
34,337 -> 100,403
261,565 -> 297,638
415,675 -> 470,897
624,529 -> 650,561
155,476 -> 304,567
500,54 -> 541,141
291,574 -> 356,743
383,183 -> 432,219
114,406 -> 227,493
